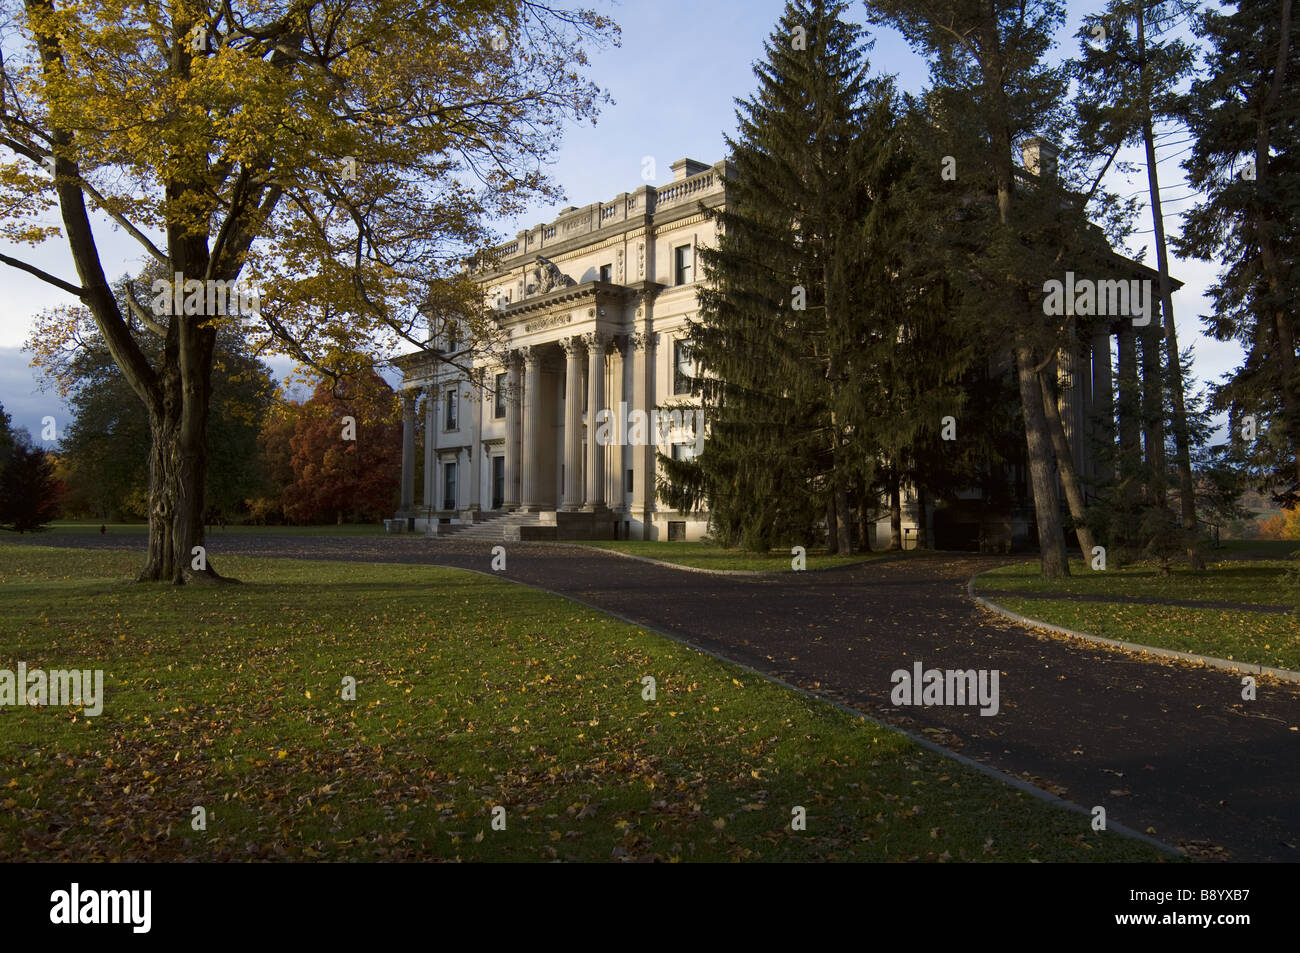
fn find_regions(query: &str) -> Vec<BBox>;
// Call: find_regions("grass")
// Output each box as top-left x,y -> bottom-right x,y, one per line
27,520 -> 387,537
1215,539 -> 1300,560
571,540 -> 886,572
0,543 -> 1165,862
974,558 -> 1300,672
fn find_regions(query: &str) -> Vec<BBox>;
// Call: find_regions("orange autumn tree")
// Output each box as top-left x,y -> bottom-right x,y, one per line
280,368 -> 401,524
2,0 -> 615,581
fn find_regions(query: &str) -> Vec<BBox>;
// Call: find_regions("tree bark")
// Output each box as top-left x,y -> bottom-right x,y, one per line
1017,346 -> 1070,577
1136,4 -> 1201,567
1040,368 -> 1098,560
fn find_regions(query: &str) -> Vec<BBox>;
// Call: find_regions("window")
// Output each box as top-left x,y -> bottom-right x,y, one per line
671,441 -> 698,463
446,323 -> 459,352
674,244 -> 692,285
599,263 -> 612,283
626,469 -> 634,493
444,388 -> 458,430
493,373 -> 507,419
673,339 -> 697,395
442,462 -> 457,511
667,521 -> 686,541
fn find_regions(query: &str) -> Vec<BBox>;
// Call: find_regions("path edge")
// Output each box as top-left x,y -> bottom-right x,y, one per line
456,564 -> 1184,860
966,568 -> 1300,684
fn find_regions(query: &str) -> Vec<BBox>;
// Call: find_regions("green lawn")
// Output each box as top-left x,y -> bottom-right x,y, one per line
974,559 -> 1300,672
0,544 -> 1165,862
572,540 -> 886,572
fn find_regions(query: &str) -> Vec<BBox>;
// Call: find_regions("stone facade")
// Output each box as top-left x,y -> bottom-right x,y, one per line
394,148 -> 1174,549
393,158 -> 724,540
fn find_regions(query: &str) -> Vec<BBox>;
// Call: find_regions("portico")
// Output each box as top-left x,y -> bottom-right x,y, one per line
392,157 -> 727,541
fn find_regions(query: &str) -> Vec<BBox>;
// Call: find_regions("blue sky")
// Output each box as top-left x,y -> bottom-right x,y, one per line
0,0 -> 1236,442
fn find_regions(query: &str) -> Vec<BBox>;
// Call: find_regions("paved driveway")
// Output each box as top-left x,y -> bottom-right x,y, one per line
13,533 -> 1300,861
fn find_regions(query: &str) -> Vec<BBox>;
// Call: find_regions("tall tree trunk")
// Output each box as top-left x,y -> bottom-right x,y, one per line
1137,5 -> 1201,568
1016,346 -> 1070,577
1254,0 -> 1299,492
138,244 -> 228,584
1040,369 -> 1098,560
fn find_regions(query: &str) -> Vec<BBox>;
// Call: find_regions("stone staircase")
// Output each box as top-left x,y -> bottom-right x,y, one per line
433,511 -> 550,541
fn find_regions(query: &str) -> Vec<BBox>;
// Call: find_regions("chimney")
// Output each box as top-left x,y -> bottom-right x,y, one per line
670,158 -> 711,181
1021,137 -> 1059,180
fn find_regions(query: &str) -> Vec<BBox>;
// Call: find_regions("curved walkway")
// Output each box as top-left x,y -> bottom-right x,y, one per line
974,587 -> 1294,615
12,532 -> 1300,861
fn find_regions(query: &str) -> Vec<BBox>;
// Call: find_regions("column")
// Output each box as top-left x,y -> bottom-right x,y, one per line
584,332 -> 607,511
520,346 -> 542,511
608,339 -> 627,512
561,336 -> 585,511
630,329 -> 655,532
399,391 -> 416,516
422,384 -> 436,513
503,353 -> 521,510
1116,323 -> 1141,490
1091,330 -> 1114,484
468,373 -> 482,511
1057,321 -> 1083,473
1078,331 -> 1093,480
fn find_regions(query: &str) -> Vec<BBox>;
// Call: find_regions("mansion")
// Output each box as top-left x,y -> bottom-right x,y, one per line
392,158 -> 725,541
392,147 -> 1173,548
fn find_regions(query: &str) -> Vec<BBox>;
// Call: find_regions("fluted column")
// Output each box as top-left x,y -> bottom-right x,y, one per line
468,374 -> 482,511
399,391 -> 416,516
1057,321 -> 1082,473
520,346 -> 543,511
584,331 -> 608,511
503,353 -> 521,510
608,339 -> 627,511
561,336 -> 585,511
1092,330 -> 1114,483
422,385 -> 436,513
1116,323 -> 1142,494
630,329 -> 654,531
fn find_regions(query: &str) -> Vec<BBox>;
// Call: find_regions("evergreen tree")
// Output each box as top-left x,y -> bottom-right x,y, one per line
662,0 -> 888,551
0,401 -> 12,470
865,0 -> 1080,576
0,434 -> 62,532
1176,0 -> 1300,508
1072,1 -> 1204,566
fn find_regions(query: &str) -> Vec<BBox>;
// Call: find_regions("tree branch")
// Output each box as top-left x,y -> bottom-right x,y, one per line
0,251 -> 86,297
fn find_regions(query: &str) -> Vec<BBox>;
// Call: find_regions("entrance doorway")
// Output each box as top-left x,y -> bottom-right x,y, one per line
492,456 -> 505,510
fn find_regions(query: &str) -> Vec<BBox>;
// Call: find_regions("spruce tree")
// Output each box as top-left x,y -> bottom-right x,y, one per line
662,0 -> 887,551
1177,0 -> 1299,508
1072,1 -> 1203,565
865,0 -> 1078,576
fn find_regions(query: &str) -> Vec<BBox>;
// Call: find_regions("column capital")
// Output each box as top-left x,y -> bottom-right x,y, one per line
560,335 -> 585,358
628,331 -> 652,351
581,330 -> 609,352
401,390 -> 418,412
519,344 -> 542,366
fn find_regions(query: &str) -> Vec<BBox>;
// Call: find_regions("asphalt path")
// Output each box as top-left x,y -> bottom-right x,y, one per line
9,532 -> 1299,861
